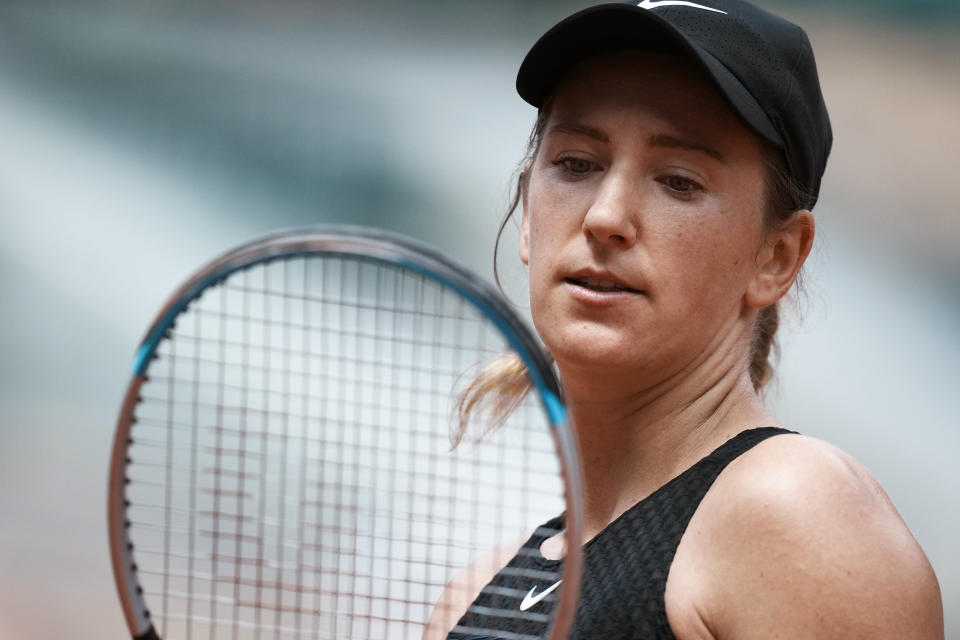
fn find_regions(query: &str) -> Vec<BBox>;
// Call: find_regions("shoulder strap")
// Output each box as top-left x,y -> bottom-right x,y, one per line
702,426 -> 795,469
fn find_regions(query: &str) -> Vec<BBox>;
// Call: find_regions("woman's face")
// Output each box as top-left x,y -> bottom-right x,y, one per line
521,53 -> 772,385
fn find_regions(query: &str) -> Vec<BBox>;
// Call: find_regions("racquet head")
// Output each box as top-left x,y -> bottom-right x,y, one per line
107,227 -> 583,640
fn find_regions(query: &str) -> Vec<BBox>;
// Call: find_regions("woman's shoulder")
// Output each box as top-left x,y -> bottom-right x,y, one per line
710,432 -> 929,549
717,431 -> 890,514
666,431 -> 944,639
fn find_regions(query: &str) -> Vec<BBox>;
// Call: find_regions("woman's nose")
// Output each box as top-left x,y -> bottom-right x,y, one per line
581,172 -> 640,248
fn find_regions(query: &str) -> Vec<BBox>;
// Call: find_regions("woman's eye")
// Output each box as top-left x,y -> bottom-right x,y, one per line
659,175 -> 702,198
554,156 -> 597,176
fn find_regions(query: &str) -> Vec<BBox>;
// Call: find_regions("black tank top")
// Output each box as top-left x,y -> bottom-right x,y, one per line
448,427 -> 793,640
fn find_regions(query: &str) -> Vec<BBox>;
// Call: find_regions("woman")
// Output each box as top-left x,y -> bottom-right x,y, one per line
429,1 -> 944,638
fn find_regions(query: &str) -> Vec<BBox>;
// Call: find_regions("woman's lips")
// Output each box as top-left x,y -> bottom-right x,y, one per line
566,276 -> 640,293
564,276 -> 644,304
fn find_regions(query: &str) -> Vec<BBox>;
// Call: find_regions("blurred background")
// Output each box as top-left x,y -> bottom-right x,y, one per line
0,0 -> 956,637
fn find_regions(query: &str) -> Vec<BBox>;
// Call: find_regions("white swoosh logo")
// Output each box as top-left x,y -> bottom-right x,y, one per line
637,0 -> 728,14
519,580 -> 562,612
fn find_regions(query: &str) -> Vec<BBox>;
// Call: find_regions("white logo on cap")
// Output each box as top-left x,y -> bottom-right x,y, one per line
637,0 -> 727,14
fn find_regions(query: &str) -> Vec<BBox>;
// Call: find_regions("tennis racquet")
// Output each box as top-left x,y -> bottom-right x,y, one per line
107,226 -> 583,640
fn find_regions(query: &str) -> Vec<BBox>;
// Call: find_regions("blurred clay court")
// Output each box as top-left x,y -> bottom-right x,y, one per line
0,1 -> 957,637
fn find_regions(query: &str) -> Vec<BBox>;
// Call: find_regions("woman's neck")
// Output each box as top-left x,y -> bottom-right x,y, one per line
560,354 -> 777,542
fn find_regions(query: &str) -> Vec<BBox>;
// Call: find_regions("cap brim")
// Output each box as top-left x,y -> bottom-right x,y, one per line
516,3 -> 782,147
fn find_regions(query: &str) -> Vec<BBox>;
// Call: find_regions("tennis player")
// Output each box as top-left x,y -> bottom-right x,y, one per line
428,1 -> 944,638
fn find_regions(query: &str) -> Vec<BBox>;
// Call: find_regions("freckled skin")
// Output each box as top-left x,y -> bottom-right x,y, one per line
519,54 -> 769,394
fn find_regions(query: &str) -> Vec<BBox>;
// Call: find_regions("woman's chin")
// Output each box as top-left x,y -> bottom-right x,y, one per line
543,326 -> 651,377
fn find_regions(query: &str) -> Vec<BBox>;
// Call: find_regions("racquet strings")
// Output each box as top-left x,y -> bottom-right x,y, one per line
123,253 -> 568,639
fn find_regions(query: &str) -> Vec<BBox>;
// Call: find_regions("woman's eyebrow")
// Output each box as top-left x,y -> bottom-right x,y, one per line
647,133 -> 725,163
548,124 -> 725,163
547,122 -> 610,142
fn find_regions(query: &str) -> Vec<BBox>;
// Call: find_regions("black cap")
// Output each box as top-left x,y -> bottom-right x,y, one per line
517,0 -> 832,208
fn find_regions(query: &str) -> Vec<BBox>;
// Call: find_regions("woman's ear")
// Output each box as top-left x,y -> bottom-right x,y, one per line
746,210 -> 815,308
518,212 -> 531,266
518,166 -> 532,266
